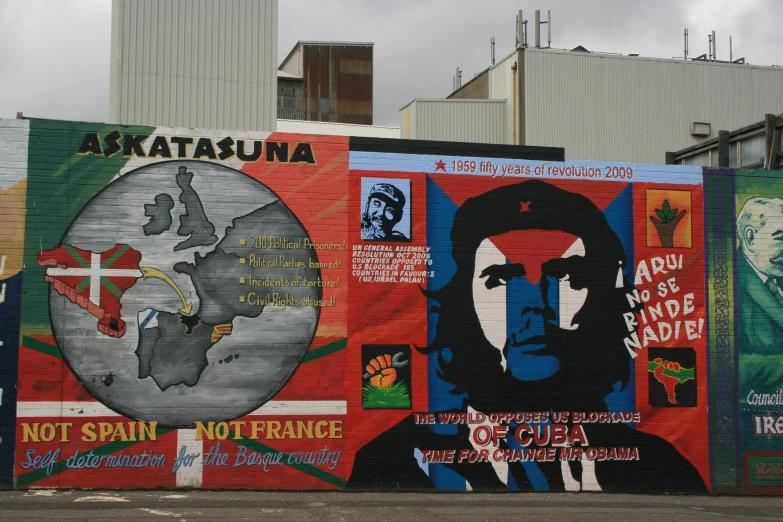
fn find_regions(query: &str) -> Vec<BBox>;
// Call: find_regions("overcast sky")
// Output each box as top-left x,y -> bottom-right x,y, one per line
1,0 -> 781,127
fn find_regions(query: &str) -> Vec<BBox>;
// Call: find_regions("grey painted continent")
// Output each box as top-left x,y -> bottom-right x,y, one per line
136,311 -> 214,389
134,199 -> 321,390
174,166 -> 218,251
143,194 -> 175,236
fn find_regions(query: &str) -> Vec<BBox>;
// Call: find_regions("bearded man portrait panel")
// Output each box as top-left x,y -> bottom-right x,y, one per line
361,182 -> 409,241
348,180 -> 706,494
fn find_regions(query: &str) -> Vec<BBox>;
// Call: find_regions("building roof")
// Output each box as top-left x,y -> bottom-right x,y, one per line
277,119 -> 398,138
276,70 -> 302,79
400,98 -> 506,111
447,66 -> 491,99
279,41 -> 375,70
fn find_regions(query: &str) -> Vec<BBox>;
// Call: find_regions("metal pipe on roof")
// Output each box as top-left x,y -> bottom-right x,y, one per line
535,10 -> 541,48
517,10 -> 524,48
547,10 -> 551,48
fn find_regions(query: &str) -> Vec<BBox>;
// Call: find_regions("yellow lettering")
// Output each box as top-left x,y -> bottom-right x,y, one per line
82,423 -> 97,442
195,421 -> 213,441
22,423 -> 40,443
281,421 -> 297,439
296,420 -> 313,439
267,421 -> 282,439
111,423 -> 129,442
99,422 -> 113,441
315,421 -> 329,439
329,420 -> 343,439
251,421 -> 265,439
139,421 -> 157,441
215,422 -> 229,440
229,421 -> 245,440
58,422 -> 73,443
40,423 -> 56,442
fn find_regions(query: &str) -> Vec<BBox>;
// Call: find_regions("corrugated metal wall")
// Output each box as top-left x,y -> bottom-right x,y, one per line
277,78 -> 304,120
109,0 -> 278,131
523,48 -> 783,162
488,51 -> 518,145
400,100 -> 507,144
301,45 -> 373,125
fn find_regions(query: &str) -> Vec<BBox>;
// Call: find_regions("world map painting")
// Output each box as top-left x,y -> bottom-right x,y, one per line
43,161 -> 321,426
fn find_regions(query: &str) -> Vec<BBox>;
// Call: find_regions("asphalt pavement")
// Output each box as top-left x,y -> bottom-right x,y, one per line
0,490 -> 782,521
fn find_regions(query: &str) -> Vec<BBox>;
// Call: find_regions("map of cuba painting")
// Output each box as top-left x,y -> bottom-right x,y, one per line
0,117 -> 780,494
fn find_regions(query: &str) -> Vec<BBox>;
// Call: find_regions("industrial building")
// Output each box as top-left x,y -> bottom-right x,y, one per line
278,42 -> 374,125
669,113 -> 782,169
107,1 -> 387,135
109,0 -> 279,132
401,11 -> 783,163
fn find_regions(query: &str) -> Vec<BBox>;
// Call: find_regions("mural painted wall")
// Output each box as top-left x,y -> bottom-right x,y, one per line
0,117 -> 775,493
706,169 -> 783,493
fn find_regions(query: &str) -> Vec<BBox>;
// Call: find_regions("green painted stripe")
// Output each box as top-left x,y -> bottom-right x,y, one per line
21,335 -> 62,359
61,244 -> 90,268
76,276 -> 91,293
302,338 -> 347,364
100,276 -> 122,298
16,428 -> 174,487
101,244 -> 130,268
50,150 -> 92,180
234,436 -> 346,490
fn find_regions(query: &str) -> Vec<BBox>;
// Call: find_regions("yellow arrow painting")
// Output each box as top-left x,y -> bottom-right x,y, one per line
141,267 -> 194,315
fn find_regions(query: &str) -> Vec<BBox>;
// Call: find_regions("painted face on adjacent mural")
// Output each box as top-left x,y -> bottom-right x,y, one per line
472,230 -> 589,381
750,224 -> 783,279
738,197 -> 783,279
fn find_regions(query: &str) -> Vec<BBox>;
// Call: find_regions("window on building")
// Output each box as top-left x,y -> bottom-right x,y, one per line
740,134 -> 766,167
729,141 -> 738,168
682,150 -> 711,167
778,129 -> 783,168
